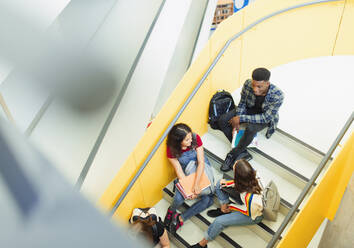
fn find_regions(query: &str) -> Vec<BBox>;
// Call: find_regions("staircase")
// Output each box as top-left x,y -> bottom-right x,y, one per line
154,126 -> 326,247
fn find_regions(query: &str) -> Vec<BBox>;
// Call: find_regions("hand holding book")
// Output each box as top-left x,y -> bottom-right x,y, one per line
176,171 -> 211,199
231,128 -> 258,148
192,184 -> 201,195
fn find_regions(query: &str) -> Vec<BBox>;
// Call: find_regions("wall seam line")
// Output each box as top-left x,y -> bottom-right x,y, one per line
331,0 -> 346,55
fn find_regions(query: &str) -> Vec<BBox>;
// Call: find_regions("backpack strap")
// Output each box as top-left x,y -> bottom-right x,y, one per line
257,177 -> 267,207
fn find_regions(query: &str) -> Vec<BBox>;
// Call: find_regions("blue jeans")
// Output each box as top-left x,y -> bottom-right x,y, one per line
205,180 -> 263,240
205,211 -> 263,240
170,189 -> 214,221
217,108 -> 267,157
214,180 -> 231,205
169,144 -> 215,221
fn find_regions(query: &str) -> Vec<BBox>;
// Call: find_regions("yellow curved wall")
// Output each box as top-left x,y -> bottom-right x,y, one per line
99,1 -> 354,246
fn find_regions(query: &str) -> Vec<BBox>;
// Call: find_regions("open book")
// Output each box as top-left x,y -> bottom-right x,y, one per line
175,171 -> 211,199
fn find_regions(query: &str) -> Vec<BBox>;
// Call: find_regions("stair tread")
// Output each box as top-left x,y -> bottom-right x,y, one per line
154,198 -> 224,248
256,131 -> 319,178
210,165 -> 287,232
205,126 -> 320,180
163,183 -> 268,247
202,132 -> 303,205
199,209 -> 268,248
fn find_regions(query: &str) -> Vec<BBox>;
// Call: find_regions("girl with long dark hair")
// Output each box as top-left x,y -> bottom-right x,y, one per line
191,159 -> 263,248
164,123 -> 215,234
131,216 -> 170,248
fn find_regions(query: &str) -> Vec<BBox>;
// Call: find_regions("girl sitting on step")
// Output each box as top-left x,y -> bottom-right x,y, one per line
191,159 -> 263,248
164,123 -> 215,234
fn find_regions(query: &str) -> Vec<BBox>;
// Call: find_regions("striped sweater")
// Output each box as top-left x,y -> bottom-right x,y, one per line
224,180 -> 263,220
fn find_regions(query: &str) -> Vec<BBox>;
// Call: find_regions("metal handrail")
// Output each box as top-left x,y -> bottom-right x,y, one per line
111,0 -> 342,217
267,111 -> 353,247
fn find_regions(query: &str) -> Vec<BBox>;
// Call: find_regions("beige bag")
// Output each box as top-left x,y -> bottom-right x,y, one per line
262,180 -> 280,221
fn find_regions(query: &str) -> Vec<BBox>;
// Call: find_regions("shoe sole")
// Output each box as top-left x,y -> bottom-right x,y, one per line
220,166 -> 232,172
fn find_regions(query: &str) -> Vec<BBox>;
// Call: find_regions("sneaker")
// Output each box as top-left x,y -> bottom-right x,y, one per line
170,213 -> 183,234
220,152 -> 235,172
207,208 -> 228,218
190,243 -> 208,248
236,150 -> 253,161
163,207 -> 174,230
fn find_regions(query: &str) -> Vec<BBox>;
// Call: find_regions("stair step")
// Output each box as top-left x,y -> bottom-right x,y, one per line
210,167 -> 291,236
202,132 -> 303,205
257,130 -> 322,179
206,126 -> 322,182
154,197 -> 224,248
205,148 -> 297,215
163,182 -> 275,247
163,188 -> 242,248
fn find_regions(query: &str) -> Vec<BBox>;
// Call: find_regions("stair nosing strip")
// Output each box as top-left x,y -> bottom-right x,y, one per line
171,232 -> 191,248
258,222 -> 275,236
248,147 -> 311,183
276,128 -> 326,157
205,147 -> 224,164
163,188 -> 242,248
280,198 -> 293,210
206,145 -> 311,185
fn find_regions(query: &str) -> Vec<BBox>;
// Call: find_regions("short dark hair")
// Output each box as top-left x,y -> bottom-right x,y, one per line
252,67 -> 270,81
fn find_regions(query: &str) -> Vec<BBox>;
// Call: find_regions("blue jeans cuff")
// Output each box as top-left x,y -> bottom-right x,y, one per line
204,231 -> 213,241
219,198 -> 229,205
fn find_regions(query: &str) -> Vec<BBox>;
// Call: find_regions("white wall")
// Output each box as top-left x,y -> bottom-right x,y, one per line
0,0 -> 71,132
231,56 -> 354,153
81,0 -> 197,202
30,0 -> 164,185
0,105 -> 6,120
0,0 -> 206,202
1,73 -> 50,132
271,56 -> 354,153
191,0 -> 218,63
153,0 -> 211,116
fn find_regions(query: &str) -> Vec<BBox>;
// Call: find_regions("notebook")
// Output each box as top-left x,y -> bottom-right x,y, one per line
175,171 -> 211,199
231,129 -> 258,148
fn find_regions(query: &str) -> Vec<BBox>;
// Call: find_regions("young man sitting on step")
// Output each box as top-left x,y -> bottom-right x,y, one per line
219,67 -> 284,172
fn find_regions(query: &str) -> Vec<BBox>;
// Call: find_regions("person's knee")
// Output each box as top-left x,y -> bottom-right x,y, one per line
213,217 -> 226,230
245,123 -> 260,134
207,196 -> 214,208
174,191 -> 184,204
216,180 -> 222,188
200,195 -> 212,205
246,123 -> 268,133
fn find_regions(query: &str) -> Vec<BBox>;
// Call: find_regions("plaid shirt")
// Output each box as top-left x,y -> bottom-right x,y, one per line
236,79 -> 284,138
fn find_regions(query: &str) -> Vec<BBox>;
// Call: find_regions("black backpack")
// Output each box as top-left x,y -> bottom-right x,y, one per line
208,90 -> 235,130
